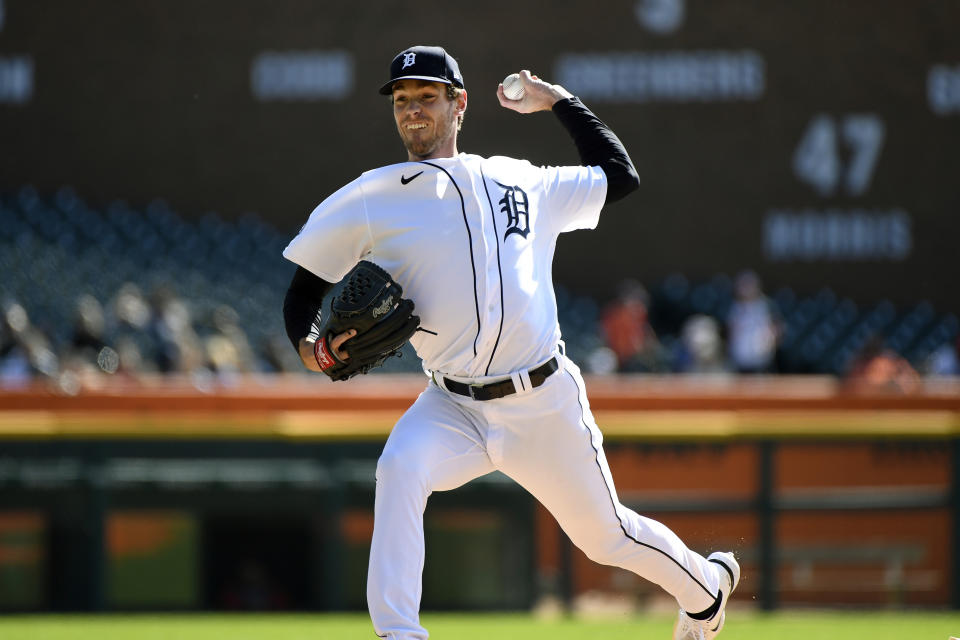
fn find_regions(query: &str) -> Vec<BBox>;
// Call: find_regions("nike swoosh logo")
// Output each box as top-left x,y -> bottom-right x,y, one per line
400,171 -> 423,185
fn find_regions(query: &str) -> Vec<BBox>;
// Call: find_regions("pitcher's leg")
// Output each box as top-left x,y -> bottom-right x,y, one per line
367,385 -> 495,640
498,361 -> 723,615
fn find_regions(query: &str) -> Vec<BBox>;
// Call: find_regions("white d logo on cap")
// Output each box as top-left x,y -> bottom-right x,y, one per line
401,52 -> 416,69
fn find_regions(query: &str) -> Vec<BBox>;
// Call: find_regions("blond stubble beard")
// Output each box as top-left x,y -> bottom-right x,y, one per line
398,104 -> 458,160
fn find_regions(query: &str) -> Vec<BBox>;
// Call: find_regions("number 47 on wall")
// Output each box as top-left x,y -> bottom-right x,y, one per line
792,114 -> 885,197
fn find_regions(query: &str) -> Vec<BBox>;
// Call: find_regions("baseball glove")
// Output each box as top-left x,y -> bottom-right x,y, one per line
313,260 -> 420,381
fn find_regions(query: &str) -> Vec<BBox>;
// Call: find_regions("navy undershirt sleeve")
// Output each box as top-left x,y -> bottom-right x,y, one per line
283,266 -> 333,351
552,97 -> 640,204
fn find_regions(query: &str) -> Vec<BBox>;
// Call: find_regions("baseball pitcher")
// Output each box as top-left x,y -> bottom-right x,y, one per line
282,45 -> 739,640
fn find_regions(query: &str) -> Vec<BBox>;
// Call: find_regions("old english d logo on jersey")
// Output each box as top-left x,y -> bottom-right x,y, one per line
495,182 -> 530,241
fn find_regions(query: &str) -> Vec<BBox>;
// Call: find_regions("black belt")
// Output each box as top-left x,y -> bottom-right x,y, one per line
438,357 -> 559,401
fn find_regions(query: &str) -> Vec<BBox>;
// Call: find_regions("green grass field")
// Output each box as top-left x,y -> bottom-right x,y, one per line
0,612 -> 957,640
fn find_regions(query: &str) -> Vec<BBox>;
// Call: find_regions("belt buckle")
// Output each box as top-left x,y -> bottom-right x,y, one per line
468,383 -> 484,400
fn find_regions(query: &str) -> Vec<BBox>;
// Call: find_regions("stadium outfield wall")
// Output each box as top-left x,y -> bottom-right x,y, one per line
1,374 -> 958,611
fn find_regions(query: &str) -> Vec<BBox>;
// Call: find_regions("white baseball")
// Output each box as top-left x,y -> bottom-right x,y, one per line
502,73 -> 524,101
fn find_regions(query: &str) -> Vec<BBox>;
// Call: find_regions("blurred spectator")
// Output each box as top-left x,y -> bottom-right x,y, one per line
109,282 -> 155,374
675,314 -> 728,374
845,334 -> 920,393
147,284 -> 205,373
0,300 -> 59,384
924,337 -> 959,376
726,270 -> 781,373
600,279 -> 665,372
71,295 -> 107,352
203,304 -> 256,376
55,294 -> 120,388
61,294 -> 109,369
0,301 -> 31,383
112,282 -> 152,334
111,336 -> 148,377
584,346 -> 619,375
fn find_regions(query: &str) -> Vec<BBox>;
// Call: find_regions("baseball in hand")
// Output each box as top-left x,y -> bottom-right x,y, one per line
502,73 -> 524,101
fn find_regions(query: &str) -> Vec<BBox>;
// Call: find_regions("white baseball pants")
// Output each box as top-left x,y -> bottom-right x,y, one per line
367,355 -> 724,640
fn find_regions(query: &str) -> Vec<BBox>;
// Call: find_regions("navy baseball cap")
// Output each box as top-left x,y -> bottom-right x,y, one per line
378,45 -> 464,95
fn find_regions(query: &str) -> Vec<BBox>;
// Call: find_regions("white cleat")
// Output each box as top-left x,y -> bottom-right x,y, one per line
672,551 -> 741,640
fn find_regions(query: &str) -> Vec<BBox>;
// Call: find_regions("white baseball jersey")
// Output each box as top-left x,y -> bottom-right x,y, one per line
283,153 -> 607,377
285,151 -> 729,640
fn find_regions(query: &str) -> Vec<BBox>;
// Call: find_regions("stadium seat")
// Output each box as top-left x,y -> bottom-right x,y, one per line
3,186 -> 957,379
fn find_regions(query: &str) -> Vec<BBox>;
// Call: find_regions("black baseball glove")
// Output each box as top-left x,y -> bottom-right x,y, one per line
312,260 -> 420,381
